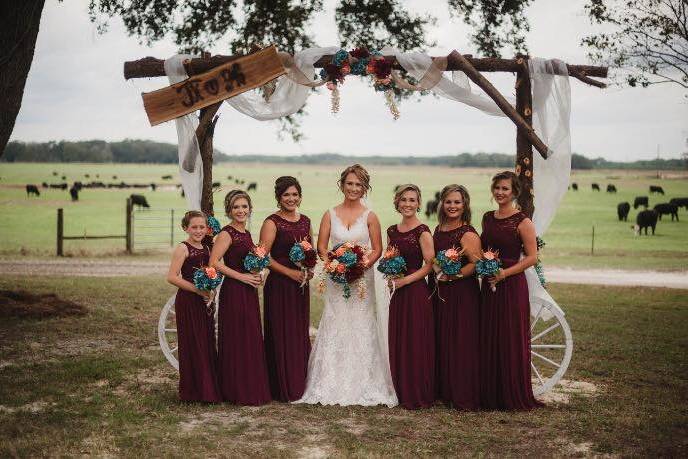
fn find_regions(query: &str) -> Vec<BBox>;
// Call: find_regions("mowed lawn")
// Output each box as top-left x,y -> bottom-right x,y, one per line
0,276 -> 686,456
1,162 -> 687,269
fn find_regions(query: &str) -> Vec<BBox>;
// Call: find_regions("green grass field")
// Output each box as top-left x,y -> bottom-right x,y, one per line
1,162 -> 687,270
1,276 -> 686,456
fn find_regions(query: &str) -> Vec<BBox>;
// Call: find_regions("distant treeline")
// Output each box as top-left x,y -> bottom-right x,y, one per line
2,140 -> 686,170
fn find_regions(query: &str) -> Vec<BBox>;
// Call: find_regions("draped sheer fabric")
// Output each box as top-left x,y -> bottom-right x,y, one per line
163,49 -> 571,320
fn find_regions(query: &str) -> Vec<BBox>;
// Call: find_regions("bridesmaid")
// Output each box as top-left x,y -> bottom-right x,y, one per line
431,184 -> 481,410
166,211 -> 221,403
387,184 -> 436,409
259,176 -> 313,402
479,171 -> 542,410
209,190 -> 271,406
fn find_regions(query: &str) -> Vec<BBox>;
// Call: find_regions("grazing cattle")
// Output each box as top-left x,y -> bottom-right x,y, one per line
633,209 -> 658,235
247,182 -> 257,191
571,183 -> 578,191
41,182 -> 48,188
235,179 -> 240,184
227,175 -> 233,180
591,183 -> 600,191
69,186 -> 79,201
654,203 -> 679,221
49,183 -> 68,190
425,200 -> 439,219
129,194 -> 150,208
72,181 -> 83,191
84,174 -> 90,178
617,202 -> 630,221
161,175 -> 173,180
181,188 -> 185,198
633,196 -> 649,209
669,197 -> 688,211
95,174 -> 99,178
649,185 -> 664,195
61,175 -> 66,180
240,180 -> 245,185
212,181 -> 221,189
150,183 -> 157,191
26,185 -> 40,197
52,171 -> 58,176
606,184 -> 617,193
112,175 -> 118,179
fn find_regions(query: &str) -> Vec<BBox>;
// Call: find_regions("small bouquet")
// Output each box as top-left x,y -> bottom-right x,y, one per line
377,246 -> 406,294
193,266 -> 223,314
206,215 -> 222,237
433,246 -> 464,280
243,244 -> 270,278
475,248 -> 502,292
321,242 -> 368,299
289,239 -> 318,287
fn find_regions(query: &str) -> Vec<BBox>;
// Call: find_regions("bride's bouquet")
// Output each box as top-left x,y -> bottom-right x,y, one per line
321,241 -> 368,299
289,239 -> 318,287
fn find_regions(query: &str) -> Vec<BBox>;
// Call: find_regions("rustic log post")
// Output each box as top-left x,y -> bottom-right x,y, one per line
125,197 -> 133,253
515,55 -> 535,218
197,101 -> 222,215
57,208 -> 64,256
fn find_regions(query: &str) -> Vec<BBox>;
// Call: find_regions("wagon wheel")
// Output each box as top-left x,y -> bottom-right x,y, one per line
530,300 -> 573,396
158,295 -> 179,370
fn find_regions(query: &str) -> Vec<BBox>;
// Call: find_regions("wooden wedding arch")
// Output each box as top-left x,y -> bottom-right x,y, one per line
124,46 -> 607,396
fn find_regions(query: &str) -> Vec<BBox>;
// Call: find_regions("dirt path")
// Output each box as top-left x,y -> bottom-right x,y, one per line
1,259 -> 687,288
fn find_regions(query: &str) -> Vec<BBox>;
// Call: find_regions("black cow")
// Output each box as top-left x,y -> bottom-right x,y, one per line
633,196 -> 649,209
592,183 -> 600,191
654,203 -> 679,221
150,183 -> 157,191
425,200 -> 439,219
49,183 -> 68,190
112,175 -> 118,179
181,188 -> 185,198
212,181 -> 221,189
41,182 -> 48,188
69,186 -> 79,201
84,174 -> 90,178
649,185 -> 665,195
52,171 -> 58,176
227,175 -> 233,180
26,184 -> 40,197
571,183 -> 578,191
669,197 -> 688,211
617,202 -> 630,221
129,194 -> 150,208
72,181 -> 83,191
61,175 -> 66,180
161,175 -> 173,180
634,209 -> 658,235
606,184 -> 617,193
247,182 -> 257,192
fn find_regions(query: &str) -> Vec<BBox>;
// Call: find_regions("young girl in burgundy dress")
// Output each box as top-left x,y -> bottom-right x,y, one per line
166,211 -> 221,403
431,184 -> 482,410
259,176 -> 313,401
479,171 -> 542,410
386,184 -> 436,409
209,190 -> 271,406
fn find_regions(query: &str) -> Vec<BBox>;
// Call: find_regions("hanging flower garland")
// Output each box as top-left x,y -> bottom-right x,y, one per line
319,48 -> 400,120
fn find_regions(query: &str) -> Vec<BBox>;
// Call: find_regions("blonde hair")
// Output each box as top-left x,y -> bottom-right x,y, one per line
338,164 -> 371,195
181,210 -> 206,229
393,184 -> 422,212
491,171 -> 521,204
224,190 -> 252,219
438,184 -> 472,226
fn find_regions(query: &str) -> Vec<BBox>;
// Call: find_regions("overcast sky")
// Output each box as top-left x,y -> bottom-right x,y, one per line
10,0 -> 688,161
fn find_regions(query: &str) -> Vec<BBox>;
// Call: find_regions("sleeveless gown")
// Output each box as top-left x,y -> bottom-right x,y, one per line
479,211 -> 542,410
217,225 -> 271,405
387,224 -> 435,409
263,213 -> 312,402
174,241 -> 221,402
430,225 -> 481,410
296,208 -> 398,407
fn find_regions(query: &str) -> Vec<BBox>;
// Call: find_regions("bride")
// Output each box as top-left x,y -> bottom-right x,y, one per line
296,164 -> 398,407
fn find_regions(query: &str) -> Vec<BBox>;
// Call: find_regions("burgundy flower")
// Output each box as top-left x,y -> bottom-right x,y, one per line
345,265 -> 364,283
349,47 -> 370,59
303,250 -> 318,268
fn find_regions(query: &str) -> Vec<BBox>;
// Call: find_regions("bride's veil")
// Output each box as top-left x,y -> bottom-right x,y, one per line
361,195 -> 396,391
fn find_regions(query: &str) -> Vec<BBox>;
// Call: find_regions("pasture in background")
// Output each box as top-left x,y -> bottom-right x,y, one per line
1,162 -> 686,270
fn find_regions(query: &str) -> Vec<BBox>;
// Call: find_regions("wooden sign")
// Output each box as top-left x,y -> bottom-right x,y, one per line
142,46 -> 286,126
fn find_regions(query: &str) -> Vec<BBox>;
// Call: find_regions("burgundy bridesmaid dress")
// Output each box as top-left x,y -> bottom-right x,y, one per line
174,242 -> 221,402
262,214 -> 312,401
479,211 -> 543,410
430,225 -> 481,410
217,225 -> 271,405
387,223 -> 435,409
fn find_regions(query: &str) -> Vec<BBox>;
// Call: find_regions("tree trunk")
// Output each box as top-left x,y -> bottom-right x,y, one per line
0,0 -> 46,157
196,102 -> 222,215
515,56 -> 535,218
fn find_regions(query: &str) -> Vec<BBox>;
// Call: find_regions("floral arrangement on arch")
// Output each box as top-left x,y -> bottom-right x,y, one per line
319,47 -> 400,120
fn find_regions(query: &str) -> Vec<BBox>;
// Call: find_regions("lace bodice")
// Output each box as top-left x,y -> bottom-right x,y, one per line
221,225 -> 255,272
329,208 -> 371,248
180,241 -> 210,282
387,224 -> 431,272
480,211 -> 527,262
265,213 -> 312,269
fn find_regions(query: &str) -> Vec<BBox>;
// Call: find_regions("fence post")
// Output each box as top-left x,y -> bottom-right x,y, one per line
126,198 -> 133,253
57,208 -> 64,256
591,225 -> 595,256
170,209 -> 175,247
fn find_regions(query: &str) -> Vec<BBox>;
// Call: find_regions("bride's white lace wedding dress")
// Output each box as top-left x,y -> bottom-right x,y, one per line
296,208 -> 398,407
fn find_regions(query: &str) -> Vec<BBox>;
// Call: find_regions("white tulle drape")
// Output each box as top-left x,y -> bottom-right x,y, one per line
163,50 -> 572,320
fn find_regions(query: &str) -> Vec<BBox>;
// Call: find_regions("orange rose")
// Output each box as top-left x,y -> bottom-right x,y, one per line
445,248 -> 459,261
205,267 -> 217,279
254,246 -> 267,258
300,240 -> 312,251
335,246 -> 347,258
483,249 -> 498,260
336,263 -> 346,274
